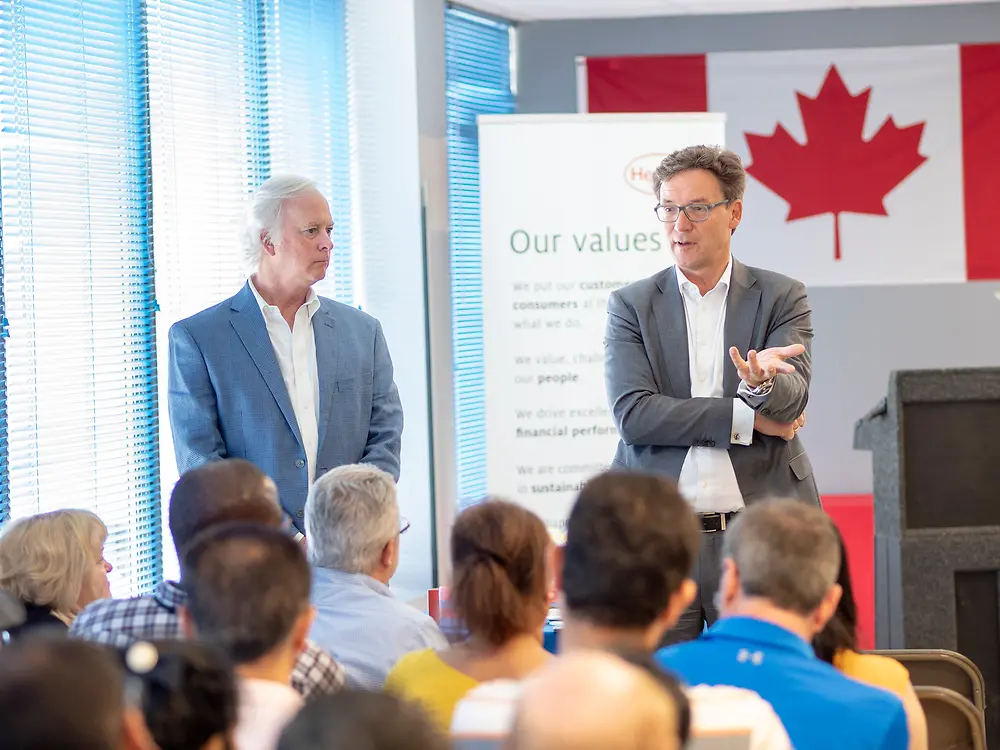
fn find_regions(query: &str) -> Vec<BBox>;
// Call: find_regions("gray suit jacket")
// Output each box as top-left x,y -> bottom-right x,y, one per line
604,258 -> 819,506
167,282 -> 404,531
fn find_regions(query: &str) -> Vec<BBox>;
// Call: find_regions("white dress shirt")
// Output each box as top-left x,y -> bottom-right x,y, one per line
249,277 -> 321,486
675,259 -> 756,513
234,677 -> 303,750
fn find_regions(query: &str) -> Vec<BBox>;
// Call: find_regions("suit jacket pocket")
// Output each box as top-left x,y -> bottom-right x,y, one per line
789,450 -> 813,481
335,370 -> 374,392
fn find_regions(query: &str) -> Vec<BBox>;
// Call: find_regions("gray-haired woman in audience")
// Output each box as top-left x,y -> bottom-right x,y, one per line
0,508 -> 112,639
384,500 -> 555,731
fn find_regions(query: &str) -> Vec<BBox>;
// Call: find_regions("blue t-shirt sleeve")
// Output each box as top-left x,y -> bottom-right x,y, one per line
654,646 -> 686,674
881,701 -> 909,750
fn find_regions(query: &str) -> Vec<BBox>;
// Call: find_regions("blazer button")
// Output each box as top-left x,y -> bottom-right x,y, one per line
295,459 -> 305,469
297,510 -> 304,519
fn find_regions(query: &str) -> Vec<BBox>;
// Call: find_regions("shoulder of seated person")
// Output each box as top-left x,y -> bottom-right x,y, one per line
834,649 -> 911,689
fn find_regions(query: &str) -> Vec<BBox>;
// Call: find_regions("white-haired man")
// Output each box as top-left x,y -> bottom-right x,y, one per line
167,175 -> 404,536
305,463 -> 446,690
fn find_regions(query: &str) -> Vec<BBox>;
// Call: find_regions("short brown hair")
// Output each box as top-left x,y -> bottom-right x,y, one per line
652,145 -> 746,204
450,500 -> 550,646
0,638 -> 126,750
562,471 -> 700,628
181,523 -> 311,664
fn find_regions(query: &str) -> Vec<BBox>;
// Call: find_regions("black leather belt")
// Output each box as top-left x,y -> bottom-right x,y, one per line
698,510 -> 740,533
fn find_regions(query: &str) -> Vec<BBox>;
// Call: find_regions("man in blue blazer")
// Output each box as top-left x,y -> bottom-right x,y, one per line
168,175 -> 403,534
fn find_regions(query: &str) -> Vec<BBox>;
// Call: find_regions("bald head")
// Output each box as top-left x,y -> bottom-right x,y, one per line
508,651 -> 682,750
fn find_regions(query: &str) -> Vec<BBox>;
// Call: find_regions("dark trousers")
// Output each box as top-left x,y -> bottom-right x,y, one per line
659,526 -> 727,647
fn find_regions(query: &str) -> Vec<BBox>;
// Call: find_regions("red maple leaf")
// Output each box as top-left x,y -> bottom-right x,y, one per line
744,65 -> 927,261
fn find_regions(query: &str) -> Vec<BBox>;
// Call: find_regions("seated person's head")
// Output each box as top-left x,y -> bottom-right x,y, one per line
0,637 -> 152,750
305,463 -> 401,581
450,500 -> 553,647
168,458 -> 283,556
0,508 -> 112,626
179,523 -> 314,670
278,690 -> 449,750
811,526 -> 857,663
717,498 -> 841,638
120,639 -> 237,750
560,471 -> 700,647
508,650 -> 684,750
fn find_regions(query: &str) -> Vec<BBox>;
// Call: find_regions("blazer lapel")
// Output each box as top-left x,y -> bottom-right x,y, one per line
313,306 -> 336,455
723,259 -> 762,397
653,267 -> 691,399
229,282 -> 304,447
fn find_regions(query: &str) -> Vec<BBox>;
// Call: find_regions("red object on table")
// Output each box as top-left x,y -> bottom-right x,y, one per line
822,494 -> 875,650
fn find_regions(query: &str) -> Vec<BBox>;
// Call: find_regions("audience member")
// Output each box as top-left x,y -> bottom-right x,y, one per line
305,463 -> 447,689
120,639 -> 238,750
71,458 -> 345,698
451,470 -> 790,750
0,508 -> 112,639
180,522 -> 315,750
813,527 -> 927,750
0,637 -> 154,750
605,648 -> 692,747
278,690 -> 450,750
385,499 -> 553,730
507,650 -> 683,750
656,498 -> 909,750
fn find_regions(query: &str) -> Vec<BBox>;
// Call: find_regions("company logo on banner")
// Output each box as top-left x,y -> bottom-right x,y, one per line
623,153 -> 670,195
477,114 -> 726,537
581,43 -> 1000,285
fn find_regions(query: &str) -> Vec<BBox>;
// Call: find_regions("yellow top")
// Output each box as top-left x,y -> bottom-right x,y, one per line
384,648 -> 480,731
833,648 -> 912,699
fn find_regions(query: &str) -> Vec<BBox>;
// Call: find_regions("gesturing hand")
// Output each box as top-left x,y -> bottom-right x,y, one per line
754,411 -> 806,441
729,344 -> 806,388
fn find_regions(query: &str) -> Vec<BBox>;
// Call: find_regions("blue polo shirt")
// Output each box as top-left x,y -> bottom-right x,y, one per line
656,617 -> 908,750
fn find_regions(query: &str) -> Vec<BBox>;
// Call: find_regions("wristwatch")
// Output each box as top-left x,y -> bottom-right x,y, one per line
746,378 -> 774,396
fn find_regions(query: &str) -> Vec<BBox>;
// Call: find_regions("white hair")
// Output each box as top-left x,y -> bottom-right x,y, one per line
305,464 -> 399,574
239,174 -> 321,275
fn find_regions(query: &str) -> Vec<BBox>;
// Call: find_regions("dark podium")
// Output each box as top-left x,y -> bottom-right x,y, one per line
855,367 -> 1000,743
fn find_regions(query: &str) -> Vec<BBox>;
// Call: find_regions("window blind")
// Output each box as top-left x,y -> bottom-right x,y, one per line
444,5 -> 515,508
145,0 -> 270,579
147,0 -> 353,580
0,0 -> 161,595
265,0 -> 354,304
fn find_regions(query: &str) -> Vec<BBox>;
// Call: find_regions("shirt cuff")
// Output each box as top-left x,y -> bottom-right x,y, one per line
731,398 -> 755,446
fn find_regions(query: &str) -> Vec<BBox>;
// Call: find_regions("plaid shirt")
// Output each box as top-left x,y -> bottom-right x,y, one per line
69,580 -> 345,699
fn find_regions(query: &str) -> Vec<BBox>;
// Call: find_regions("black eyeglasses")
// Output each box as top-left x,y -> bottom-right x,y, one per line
654,199 -> 730,223
399,517 -> 410,535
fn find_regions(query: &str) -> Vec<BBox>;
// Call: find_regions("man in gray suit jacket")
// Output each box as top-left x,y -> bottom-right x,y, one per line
604,145 -> 818,643
168,175 -> 403,535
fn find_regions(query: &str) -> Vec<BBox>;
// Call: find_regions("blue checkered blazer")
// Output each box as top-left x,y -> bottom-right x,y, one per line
167,282 -> 404,531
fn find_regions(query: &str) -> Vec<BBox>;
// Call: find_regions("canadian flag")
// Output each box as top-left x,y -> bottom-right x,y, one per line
580,44 -> 1000,286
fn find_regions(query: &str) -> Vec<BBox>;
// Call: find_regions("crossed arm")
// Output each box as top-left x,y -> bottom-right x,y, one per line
604,283 -> 812,449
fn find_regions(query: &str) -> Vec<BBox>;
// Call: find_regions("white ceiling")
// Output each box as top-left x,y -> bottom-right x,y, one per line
458,0 -> 990,21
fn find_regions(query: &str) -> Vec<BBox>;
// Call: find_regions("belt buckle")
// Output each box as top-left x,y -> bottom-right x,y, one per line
720,513 -> 727,531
